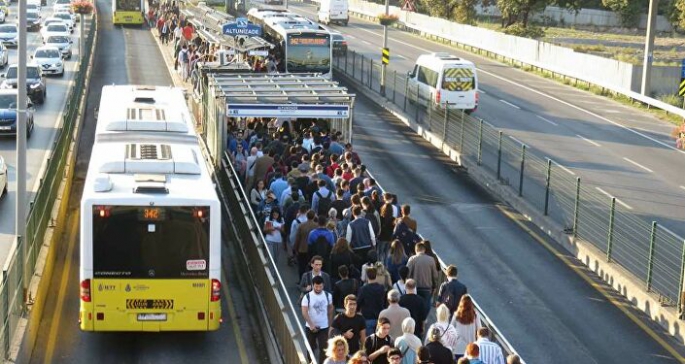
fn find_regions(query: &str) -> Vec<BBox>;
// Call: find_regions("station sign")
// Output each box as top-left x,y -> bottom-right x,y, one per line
222,17 -> 262,36
226,104 -> 350,118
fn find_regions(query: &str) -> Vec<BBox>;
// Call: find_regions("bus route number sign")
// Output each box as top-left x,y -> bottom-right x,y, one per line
288,38 -> 329,46
139,207 -> 166,221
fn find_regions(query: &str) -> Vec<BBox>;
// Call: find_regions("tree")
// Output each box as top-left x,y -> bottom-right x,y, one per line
601,0 -> 648,27
496,0 -> 549,27
417,0 -> 478,23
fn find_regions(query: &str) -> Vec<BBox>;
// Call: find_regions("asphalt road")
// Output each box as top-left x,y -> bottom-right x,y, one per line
285,2 -> 685,249
340,88 -> 685,362
0,0 -> 83,265
26,1 -> 267,363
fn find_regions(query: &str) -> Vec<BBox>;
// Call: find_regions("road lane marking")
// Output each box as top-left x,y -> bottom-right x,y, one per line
497,205 -> 685,363
623,157 -> 653,173
595,187 -> 633,210
680,186 -> 685,191
537,115 -> 558,126
361,39 -> 371,45
508,135 -> 524,145
577,134 -> 601,147
479,89 -> 487,94
499,99 -> 520,109
43,211 -> 79,364
550,160 -> 576,176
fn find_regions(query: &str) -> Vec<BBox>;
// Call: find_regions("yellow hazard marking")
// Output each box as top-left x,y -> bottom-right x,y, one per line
442,67 -> 474,91
381,47 -> 389,65
497,204 -> 685,363
679,78 -> 685,97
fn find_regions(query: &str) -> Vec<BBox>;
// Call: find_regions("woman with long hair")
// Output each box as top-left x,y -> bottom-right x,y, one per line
394,317 -> 422,364
421,240 -> 441,273
347,351 -> 369,364
324,335 -> 349,364
263,208 -> 284,263
329,238 -> 358,280
250,179 -> 266,214
450,294 -> 482,359
384,240 -> 408,283
424,304 -> 459,356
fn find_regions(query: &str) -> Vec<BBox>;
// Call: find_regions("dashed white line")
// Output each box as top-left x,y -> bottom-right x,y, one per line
479,89 -> 487,94
595,187 -> 633,210
680,185 -> 685,191
508,135 -> 524,145
361,40 -> 371,45
623,157 -> 653,173
499,99 -> 520,109
537,115 -> 558,126
550,160 -> 576,176
577,134 -> 601,147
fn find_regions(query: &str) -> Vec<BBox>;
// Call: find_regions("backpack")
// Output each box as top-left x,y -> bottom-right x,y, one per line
180,50 -> 189,63
302,289 -> 332,307
439,281 -> 459,313
393,221 -> 421,254
315,190 -> 333,216
337,208 -> 352,238
312,232 -> 332,265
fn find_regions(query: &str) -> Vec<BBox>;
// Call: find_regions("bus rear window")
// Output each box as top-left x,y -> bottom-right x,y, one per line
92,206 -> 210,279
442,67 -> 475,91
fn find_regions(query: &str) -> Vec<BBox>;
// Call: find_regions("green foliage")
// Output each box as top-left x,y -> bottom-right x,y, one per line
497,0 -> 548,27
601,0 -> 647,27
675,0 -> 685,30
502,22 -> 546,37
658,93 -> 683,107
417,0 -> 478,24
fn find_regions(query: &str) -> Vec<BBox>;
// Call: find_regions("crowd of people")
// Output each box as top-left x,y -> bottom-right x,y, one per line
227,118 -> 523,364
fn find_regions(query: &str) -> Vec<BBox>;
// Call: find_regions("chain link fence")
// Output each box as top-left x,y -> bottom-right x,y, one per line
334,49 -> 685,311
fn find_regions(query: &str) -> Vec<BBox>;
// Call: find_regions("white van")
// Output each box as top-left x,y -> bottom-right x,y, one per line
407,52 -> 478,113
317,0 -> 349,25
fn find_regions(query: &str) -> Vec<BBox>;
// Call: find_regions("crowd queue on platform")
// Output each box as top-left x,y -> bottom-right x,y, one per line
225,118 -> 522,364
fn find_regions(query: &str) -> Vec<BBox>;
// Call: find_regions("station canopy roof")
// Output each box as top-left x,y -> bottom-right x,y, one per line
181,8 -> 273,53
209,73 -> 356,105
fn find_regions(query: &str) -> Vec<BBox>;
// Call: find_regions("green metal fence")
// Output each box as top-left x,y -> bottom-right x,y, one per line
0,13 -> 97,359
334,50 -> 685,310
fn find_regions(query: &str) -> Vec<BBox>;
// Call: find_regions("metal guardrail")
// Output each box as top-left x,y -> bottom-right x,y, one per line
217,151 -> 314,364
337,0 -> 685,120
333,48 -> 685,315
0,13 -> 97,359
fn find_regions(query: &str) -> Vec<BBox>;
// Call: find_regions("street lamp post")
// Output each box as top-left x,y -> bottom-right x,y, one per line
641,0 -> 658,96
17,0 -> 28,305
379,0 -> 388,96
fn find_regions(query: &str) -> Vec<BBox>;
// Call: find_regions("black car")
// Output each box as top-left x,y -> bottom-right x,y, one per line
26,12 -> 41,31
332,33 -> 347,57
1,65 -> 47,104
0,90 -> 35,138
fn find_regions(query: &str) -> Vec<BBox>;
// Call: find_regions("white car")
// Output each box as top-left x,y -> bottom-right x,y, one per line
0,10 -> 6,24
44,35 -> 72,59
0,24 -> 17,47
0,155 -> 7,199
52,12 -> 74,32
53,0 -> 71,13
40,23 -> 69,42
43,17 -> 64,28
0,43 -> 8,67
32,46 -> 64,76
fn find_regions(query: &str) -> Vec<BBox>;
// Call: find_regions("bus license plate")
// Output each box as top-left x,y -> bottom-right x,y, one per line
137,313 -> 167,321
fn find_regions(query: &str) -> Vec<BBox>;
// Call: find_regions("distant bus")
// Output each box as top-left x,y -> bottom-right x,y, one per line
112,0 -> 144,25
248,7 -> 333,78
79,85 -> 222,332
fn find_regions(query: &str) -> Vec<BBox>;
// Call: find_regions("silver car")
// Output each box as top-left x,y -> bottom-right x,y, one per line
0,44 -> 8,68
0,155 -> 7,199
0,24 -> 18,47
44,35 -> 72,59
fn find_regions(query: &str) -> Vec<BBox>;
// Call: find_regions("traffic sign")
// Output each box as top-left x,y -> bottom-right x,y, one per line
382,47 -> 389,65
222,18 -> 262,36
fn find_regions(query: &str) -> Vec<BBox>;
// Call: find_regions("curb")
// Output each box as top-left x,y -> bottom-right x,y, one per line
8,13 -> 99,364
333,67 -> 685,346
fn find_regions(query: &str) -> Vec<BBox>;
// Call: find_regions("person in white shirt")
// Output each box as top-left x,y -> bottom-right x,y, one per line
475,327 -> 505,364
302,275 -> 334,364
263,208 -> 284,263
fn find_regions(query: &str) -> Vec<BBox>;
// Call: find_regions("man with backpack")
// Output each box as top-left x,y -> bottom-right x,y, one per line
312,179 -> 334,216
301,275 -> 334,364
436,265 -> 467,316
308,216 -> 336,273
178,44 -> 191,82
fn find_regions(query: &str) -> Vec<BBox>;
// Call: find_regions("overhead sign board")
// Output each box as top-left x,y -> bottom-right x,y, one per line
226,104 -> 350,118
222,18 -> 262,36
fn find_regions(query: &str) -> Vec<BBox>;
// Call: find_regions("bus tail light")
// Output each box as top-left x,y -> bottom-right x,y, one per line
193,208 -> 207,219
435,90 -> 441,105
80,279 -> 91,302
95,206 -> 110,218
211,279 -> 221,302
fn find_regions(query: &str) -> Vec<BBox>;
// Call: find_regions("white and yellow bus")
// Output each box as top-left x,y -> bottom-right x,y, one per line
112,0 -> 144,25
79,85 -> 222,332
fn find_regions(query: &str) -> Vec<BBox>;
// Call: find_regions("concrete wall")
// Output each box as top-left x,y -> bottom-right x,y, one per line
476,5 -> 674,32
632,65 -> 681,96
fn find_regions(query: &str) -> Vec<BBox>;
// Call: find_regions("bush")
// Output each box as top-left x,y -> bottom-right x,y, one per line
657,94 -> 683,108
502,23 -> 545,39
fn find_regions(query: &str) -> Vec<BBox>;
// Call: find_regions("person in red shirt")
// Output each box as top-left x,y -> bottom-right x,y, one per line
182,23 -> 193,41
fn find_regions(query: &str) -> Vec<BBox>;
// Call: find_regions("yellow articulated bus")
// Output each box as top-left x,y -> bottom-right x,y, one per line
80,85 -> 222,332
113,0 -> 144,25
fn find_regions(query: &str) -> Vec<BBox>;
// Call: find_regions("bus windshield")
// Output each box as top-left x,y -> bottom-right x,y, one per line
286,33 -> 331,74
92,206 -> 210,279
441,67 -> 475,91
115,0 -> 141,11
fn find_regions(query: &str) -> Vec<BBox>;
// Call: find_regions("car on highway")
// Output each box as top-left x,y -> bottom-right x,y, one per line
331,32 -> 347,56
0,0 -> 9,17
0,24 -> 18,48
26,3 -> 40,12
0,44 -> 8,68
31,46 -> 64,76
0,64 -> 47,104
42,17 -> 65,28
0,10 -> 6,24
0,89 -> 35,139
44,35 -> 72,59
53,0 -> 72,13
0,155 -> 7,199
52,12 -> 74,32
40,23 -> 69,42
26,10 -> 42,31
